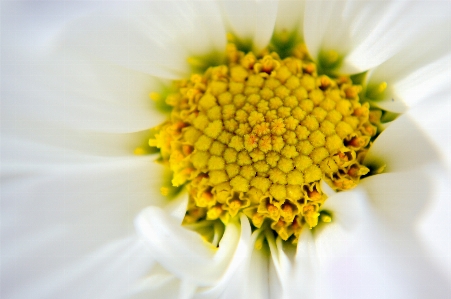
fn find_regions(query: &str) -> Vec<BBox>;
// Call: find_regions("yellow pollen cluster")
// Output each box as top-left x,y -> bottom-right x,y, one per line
149,42 -> 377,243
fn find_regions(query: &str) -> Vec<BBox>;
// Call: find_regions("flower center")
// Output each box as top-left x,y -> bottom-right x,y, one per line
148,41 -> 379,244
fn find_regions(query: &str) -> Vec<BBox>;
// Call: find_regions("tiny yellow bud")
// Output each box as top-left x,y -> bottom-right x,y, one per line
250,177 -> 271,193
208,156 -> 225,170
193,114 -> 210,130
204,120 -> 223,139
207,206 -> 223,220
270,184 -> 286,201
304,165 -> 322,183
195,135 -> 213,151
230,175 -> 249,192
287,170 -> 304,185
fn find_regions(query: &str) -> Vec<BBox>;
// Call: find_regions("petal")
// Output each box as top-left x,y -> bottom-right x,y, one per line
292,228 -> 319,298
314,188 -> 370,264
1,151 -> 169,298
360,171 -> 435,229
313,187 -> 450,298
2,52 -> 168,134
2,2 -> 175,134
319,222 -> 451,298
164,193 -> 190,223
60,2 -> 226,79
267,234 -> 293,298
274,0 -> 306,34
129,267 -> 182,299
135,207 -> 242,286
1,1 -> 102,56
269,254 -> 283,299
195,219 -> 268,299
405,92 -> 451,170
219,0 -> 278,51
269,228 -> 319,299
364,111 -> 443,173
2,211 -> 156,299
244,244 -> 269,299
304,0 -> 450,74
1,155 -> 168,255
129,263 -> 198,299
318,228 -> 451,298
1,130 -> 159,175
417,170 -> 451,282
408,96 -> 451,280
366,20 -> 451,112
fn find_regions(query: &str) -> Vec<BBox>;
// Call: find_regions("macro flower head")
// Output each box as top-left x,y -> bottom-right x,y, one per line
1,1 -> 451,299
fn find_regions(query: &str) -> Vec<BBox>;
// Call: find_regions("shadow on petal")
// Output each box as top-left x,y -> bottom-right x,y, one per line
360,170 -> 441,229
364,112 -> 442,173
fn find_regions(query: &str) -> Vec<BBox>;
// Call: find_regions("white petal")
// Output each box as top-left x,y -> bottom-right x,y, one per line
364,112 -> 443,173
1,130 -> 159,176
244,244 -> 269,299
267,234 -> 292,299
360,171 -> 436,229
60,2 -> 226,79
417,170 -> 451,282
274,0 -> 305,34
164,193 -> 190,223
407,95 -> 451,280
269,253 -> 283,299
135,207 -> 242,286
366,20 -> 451,112
320,222 -> 451,298
130,268 -> 181,299
1,152 -> 168,298
1,155 -> 167,254
292,228 -> 319,298
195,225 -> 267,299
195,218 -> 268,299
405,92 -> 451,170
179,280 -> 199,299
269,228 -> 318,299
3,2 -> 174,134
219,0 -> 278,51
304,0 -> 450,74
1,234 -> 155,299
1,1 -> 102,56
129,263 -> 199,299
314,188 -> 370,265
2,52 -> 168,133
313,187 -> 450,298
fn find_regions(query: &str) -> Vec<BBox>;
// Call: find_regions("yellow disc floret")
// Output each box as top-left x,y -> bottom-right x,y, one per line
148,40 -> 378,244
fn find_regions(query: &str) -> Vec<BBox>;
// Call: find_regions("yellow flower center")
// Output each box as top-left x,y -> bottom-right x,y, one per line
147,40 -> 379,244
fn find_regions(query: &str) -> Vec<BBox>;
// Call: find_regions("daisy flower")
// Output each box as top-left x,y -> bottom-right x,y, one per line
1,1 -> 451,298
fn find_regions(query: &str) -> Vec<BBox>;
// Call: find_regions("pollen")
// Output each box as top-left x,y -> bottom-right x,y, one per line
148,39 -> 379,244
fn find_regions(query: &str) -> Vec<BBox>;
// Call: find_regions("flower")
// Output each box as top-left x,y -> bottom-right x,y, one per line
1,1 -> 451,298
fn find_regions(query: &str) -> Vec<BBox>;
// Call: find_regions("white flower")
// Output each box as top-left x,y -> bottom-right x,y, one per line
1,1 -> 451,298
